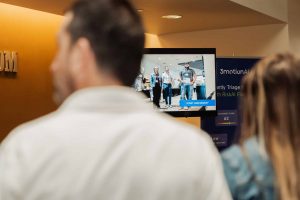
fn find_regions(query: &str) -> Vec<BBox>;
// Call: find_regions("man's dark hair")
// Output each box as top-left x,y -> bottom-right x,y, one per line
67,0 -> 145,86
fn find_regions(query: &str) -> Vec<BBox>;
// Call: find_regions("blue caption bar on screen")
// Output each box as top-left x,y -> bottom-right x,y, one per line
180,100 -> 216,107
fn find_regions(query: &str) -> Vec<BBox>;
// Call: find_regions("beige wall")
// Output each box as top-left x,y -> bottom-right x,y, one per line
0,3 -> 62,141
230,0 -> 287,22
288,0 -> 300,53
158,24 -> 290,57
145,33 -> 162,48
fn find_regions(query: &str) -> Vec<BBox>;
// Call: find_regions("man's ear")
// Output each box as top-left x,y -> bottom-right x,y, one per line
69,38 -> 97,87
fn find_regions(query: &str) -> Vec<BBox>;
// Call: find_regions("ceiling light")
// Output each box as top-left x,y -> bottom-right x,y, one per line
137,9 -> 143,13
162,15 -> 182,19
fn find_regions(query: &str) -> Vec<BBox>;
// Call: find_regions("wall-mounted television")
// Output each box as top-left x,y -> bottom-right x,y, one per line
134,48 -> 217,117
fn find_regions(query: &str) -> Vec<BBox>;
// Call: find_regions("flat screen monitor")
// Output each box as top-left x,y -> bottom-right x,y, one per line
134,48 -> 217,117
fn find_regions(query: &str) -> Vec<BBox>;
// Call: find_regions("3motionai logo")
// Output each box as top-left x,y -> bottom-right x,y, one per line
0,51 -> 18,73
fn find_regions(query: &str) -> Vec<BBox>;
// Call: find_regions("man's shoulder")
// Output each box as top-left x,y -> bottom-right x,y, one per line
133,112 -> 218,159
2,111 -> 60,146
144,113 -> 215,150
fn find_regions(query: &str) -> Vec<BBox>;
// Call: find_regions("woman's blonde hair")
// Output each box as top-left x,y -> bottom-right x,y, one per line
240,53 -> 300,200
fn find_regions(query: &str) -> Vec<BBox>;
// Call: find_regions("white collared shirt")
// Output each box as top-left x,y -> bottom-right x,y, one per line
0,86 -> 231,200
162,72 -> 172,84
196,75 -> 205,86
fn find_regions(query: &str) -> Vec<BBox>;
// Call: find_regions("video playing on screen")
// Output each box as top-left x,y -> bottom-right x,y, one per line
133,49 -> 216,117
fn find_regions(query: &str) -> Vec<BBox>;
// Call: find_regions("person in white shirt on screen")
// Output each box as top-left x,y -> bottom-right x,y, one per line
0,0 -> 232,200
162,66 -> 173,108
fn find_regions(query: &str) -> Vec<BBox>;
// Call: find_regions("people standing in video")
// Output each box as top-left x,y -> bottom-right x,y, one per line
134,73 -> 144,92
179,63 -> 196,109
196,70 -> 206,100
150,66 -> 162,108
162,66 -> 173,108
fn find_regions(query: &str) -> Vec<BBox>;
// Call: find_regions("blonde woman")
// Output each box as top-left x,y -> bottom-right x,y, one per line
222,53 -> 300,200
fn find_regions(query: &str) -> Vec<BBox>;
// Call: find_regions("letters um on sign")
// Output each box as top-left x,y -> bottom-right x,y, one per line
0,51 -> 18,73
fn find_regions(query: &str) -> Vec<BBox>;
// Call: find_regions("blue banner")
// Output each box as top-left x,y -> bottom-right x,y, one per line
201,58 -> 259,150
180,100 -> 216,107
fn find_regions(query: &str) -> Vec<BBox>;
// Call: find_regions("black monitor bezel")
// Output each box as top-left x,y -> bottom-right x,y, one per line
143,48 -> 217,117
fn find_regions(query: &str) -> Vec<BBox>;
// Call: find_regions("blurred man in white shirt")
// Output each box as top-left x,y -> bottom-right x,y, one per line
0,0 -> 231,200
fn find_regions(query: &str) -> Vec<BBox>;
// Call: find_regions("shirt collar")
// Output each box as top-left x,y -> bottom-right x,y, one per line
59,86 -> 153,113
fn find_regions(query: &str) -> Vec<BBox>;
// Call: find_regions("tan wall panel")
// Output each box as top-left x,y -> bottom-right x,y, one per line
145,33 -> 162,48
288,0 -> 300,53
0,3 -> 63,141
158,24 -> 290,57
230,0 -> 287,22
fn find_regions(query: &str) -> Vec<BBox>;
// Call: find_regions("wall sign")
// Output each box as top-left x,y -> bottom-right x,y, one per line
201,58 -> 259,150
0,51 -> 18,73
